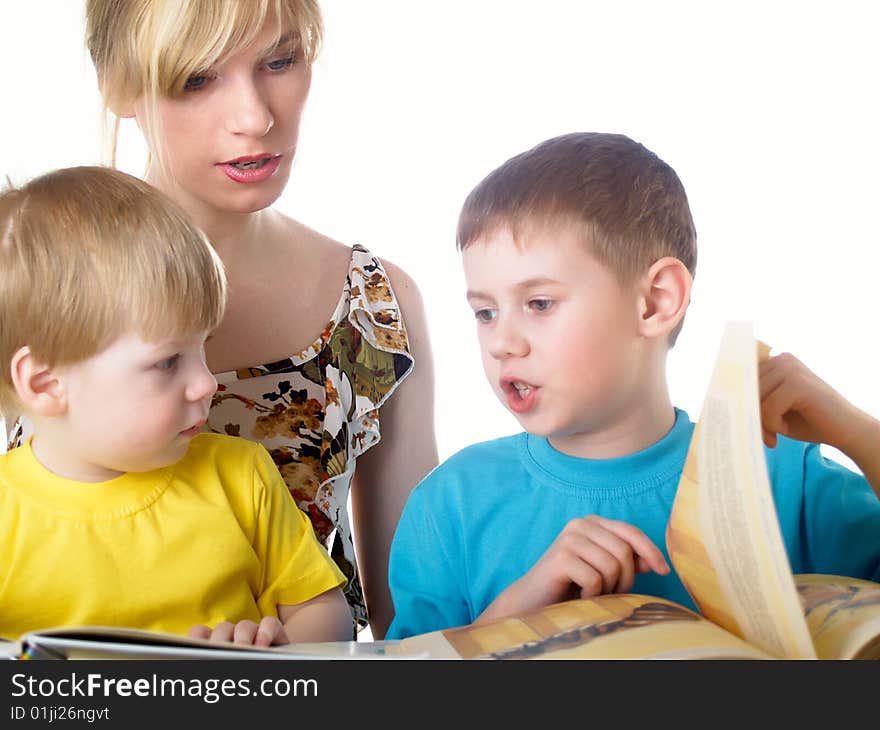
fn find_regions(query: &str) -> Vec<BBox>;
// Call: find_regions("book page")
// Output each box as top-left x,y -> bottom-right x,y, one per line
0,638 -> 22,659
402,595 -> 773,660
666,321 -> 816,659
20,626 -> 425,660
796,574 -> 880,659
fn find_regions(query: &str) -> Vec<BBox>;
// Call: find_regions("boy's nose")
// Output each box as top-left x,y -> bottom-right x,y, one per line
225,77 -> 274,137
487,318 -> 530,360
187,363 -> 218,403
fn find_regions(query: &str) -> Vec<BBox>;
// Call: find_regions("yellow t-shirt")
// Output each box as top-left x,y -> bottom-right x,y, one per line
0,433 -> 346,639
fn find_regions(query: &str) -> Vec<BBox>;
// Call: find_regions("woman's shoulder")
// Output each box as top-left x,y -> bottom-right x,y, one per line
275,212 -> 425,304
277,215 -> 352,275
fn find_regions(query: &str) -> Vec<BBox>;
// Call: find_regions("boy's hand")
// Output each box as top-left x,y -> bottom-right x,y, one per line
187,616 -> 289,647
758,352 -> 864,452
476,515 -> 670,623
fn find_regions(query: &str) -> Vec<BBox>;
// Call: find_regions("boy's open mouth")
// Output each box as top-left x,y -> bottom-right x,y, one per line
502,379 -> 539,414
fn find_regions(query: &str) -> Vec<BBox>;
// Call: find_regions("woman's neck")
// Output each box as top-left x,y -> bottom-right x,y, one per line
144,171 -> 276,258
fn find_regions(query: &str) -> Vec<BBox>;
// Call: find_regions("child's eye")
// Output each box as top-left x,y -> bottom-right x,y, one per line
529,298 -> 554,313
183,72 -> 213,92
266,52 -> 296,71
155,354 -> 180,371
474,308 -> 497,324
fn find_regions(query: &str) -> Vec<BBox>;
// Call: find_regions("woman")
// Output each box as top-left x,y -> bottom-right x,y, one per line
85,0 -> 438,639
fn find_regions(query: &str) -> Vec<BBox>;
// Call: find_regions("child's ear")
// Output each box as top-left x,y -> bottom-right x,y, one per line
10,347 -> 67,417
636,257 -> 692,339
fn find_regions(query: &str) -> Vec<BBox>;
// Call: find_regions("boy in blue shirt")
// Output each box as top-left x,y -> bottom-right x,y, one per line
386,132 -> 880,639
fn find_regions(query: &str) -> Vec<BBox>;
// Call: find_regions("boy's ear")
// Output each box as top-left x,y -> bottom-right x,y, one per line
10,347 -> 67,417
636,257 -> 692,339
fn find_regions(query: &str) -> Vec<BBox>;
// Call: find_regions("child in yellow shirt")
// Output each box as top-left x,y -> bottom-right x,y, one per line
0,166 -> 352,644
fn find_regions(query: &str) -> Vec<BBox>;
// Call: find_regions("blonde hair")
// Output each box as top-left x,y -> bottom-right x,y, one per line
0,166 -> 227,415
85,0 -> 323,163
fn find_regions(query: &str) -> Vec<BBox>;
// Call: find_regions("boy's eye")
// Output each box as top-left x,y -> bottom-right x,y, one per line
155,354 -> 180,371
529,298 -> 554,312
183,73 -> 212,92
266,52 -> 296,71
474,308 -> 497,324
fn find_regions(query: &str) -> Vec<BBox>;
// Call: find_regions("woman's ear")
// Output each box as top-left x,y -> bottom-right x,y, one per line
10,347 -> 67,417
636,257 -> 692,340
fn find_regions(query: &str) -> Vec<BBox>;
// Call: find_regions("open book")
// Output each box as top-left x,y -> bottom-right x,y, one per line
4,322 -> 878,660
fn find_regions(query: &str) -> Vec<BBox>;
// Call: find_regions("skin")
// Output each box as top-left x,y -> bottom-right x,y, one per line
758,352 -> 880,498
16,330 -> 216,482
189,588 -> 354,645
126,18 -> 438,638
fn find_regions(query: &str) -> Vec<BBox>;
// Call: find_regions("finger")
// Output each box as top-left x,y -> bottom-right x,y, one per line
209,621 -> 235,644
573,522 -> 637,593
257,616 -> 287,646
232,620 -> 259,645
758,358 -> 787,400
555,557 -> 603,599
187,624 -> 212,640
760,382 -> 796,437
587,516 -> 670,574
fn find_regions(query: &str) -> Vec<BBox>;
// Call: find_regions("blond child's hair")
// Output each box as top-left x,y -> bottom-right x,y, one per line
456,132 -> 697,344
85,0 -> 323,164
0,165 -> 226,415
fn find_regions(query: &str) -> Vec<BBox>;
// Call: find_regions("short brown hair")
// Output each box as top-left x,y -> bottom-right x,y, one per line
457,133 -> 697,344
0,166 -> 226,415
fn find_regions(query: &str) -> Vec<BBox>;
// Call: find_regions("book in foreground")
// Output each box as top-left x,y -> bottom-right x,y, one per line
4,322 -> 878,660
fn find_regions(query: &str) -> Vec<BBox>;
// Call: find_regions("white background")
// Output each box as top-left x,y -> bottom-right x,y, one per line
2,1 -> 878,467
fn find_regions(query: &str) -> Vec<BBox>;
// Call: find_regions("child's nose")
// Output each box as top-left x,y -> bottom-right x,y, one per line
487,317 -> 529,360
187,362 -> 218,402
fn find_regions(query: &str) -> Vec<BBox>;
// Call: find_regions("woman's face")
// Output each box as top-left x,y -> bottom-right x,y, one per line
133,19 -> 312,224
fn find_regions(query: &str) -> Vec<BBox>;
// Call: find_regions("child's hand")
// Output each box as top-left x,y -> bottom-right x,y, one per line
476,515 -> 670,623
758,352 -> 866,452
187,616 -> 289,647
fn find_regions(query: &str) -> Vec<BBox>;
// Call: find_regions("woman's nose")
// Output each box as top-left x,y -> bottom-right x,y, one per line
224,76 -> 274,137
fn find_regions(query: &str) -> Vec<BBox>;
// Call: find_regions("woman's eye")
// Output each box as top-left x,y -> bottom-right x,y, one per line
183,73 -> 212,92
474,309 -> 497,324
155,354 -> 180,371
529,299 -> 554,313
266,53 -> 295,71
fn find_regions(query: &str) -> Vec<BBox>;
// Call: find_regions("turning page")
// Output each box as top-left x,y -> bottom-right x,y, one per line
666,321 -> 816,658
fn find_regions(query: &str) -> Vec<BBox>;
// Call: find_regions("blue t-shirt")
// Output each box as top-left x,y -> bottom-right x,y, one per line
386,409 -> 880,639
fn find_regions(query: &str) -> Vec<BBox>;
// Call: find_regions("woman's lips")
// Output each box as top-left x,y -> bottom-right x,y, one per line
217,154 -> 281,183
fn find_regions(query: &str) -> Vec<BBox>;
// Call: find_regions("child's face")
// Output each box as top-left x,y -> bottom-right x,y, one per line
463,224 -> 648,455
135,17 -> 311,223
49,329 -> 217,481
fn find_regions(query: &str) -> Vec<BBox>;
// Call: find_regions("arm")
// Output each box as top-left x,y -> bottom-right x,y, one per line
475,515 -> 669,624
759,352 -> 880,498
351,260 -> 439,639
277,587 -> 353,642
188,588 -> 351,646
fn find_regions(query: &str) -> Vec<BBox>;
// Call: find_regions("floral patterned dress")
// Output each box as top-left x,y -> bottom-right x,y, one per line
207,245 -> 414,628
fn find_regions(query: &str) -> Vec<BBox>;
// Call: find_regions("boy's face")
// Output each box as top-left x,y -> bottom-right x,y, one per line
44,329 -> 217,481
463,224 -> 649,456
